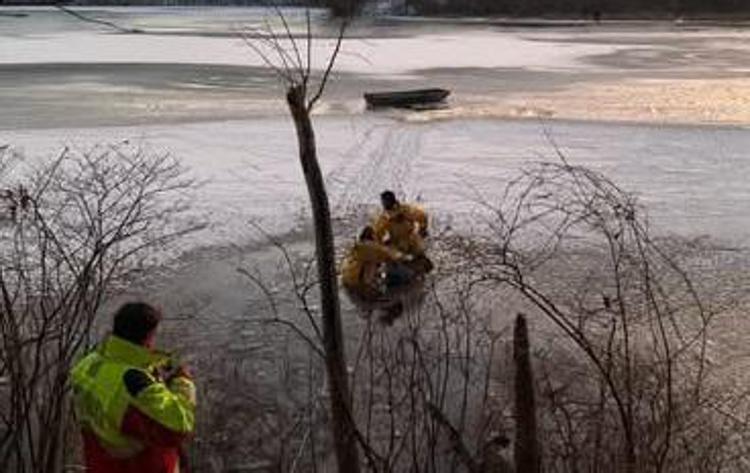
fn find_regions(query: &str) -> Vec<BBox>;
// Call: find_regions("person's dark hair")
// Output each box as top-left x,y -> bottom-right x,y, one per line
113,302 -> 162,345
359,226 -> 375,242
380,190 -> 398,210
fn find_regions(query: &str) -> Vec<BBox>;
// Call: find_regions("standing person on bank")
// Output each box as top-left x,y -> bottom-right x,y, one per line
71,302 -> 196,473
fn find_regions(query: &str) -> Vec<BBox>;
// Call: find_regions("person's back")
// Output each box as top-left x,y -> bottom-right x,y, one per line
375,209 -> 426,256
372,191 -> 429,256
71,303 -> 196,473
399,203 -> 428,237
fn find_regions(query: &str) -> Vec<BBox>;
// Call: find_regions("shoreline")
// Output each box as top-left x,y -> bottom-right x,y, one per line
2,110 -> 748,134
2,5 -> 750,20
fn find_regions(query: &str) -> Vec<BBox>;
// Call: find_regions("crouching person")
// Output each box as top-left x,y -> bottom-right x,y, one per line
71,302 -> 196,473
342,226 -> 419,298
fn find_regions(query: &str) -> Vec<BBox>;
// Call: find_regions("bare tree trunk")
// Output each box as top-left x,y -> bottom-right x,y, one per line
326,0 -> 363,17
514,313 -> 540,473
286,85 -> 360,473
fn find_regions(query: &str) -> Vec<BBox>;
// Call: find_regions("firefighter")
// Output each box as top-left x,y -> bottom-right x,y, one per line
70,302 -> 195,473
372,190 -> 429,256
341,226 -> 408,297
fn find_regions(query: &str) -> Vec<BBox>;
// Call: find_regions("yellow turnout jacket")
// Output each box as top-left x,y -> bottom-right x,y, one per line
341,241 -> 402,292
372,203 -> 428,255
70,335 -> 196,458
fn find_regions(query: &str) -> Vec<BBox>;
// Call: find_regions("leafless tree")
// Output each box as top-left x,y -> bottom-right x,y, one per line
0,143 -> 197,473
442,159 -> 745,472
241,7 -> 361,472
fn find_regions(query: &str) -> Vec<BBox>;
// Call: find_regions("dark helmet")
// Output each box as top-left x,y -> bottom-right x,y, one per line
380,190 -> 398,210
359,226 -> 376,242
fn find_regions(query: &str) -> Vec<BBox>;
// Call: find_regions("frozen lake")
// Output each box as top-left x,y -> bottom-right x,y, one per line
2,7 -> 750,248
6,117 -> 750,247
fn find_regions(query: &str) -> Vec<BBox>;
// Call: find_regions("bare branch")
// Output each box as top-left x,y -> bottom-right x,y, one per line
55,5 -> 142,34
308,19 -> 347,109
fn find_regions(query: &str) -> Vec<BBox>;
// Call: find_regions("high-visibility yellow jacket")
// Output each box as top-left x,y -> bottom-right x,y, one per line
372,203 -> 428,255
341,241 -> 402,292
70,335 -> 196,470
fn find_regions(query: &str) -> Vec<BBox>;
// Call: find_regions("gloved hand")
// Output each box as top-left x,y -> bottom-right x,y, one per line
167,364 -> 192,381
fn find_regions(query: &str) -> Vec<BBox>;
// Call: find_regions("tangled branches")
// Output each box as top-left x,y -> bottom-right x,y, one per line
0,143 -> 197,473
447,160 -> 729,472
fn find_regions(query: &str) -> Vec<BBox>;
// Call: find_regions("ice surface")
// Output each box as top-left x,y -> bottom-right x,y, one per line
3,7 -> 750,252
5,117 -> 750,251
0,30 -> 620,75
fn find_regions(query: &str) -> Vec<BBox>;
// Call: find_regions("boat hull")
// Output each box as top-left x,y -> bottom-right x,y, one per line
364,88 -> 450,109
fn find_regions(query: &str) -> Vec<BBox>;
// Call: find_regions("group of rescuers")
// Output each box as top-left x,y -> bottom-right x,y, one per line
342,190 -> 432,299
70,190 -> 430,473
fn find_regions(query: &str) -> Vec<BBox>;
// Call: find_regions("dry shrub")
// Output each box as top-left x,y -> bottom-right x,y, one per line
226,160 -> 750,473
0,143 -> 196,473
446,160 -> 749,472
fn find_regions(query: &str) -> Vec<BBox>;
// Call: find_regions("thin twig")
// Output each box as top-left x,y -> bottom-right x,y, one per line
308,19 -> 348,109
55,5 -> 142,34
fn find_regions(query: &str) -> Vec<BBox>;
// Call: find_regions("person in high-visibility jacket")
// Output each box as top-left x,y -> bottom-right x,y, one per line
70,302 -> 196,473
372,190 -> 429,256
341,226 -> 409,297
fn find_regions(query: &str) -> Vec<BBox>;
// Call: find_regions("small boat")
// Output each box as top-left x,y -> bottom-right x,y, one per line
364,88 -> 450,109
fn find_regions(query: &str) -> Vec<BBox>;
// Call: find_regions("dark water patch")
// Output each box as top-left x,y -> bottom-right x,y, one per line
0,62 -> 280,90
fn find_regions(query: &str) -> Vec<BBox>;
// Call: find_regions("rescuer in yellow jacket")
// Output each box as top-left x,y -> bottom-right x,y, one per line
70,302 -> 196,473
341,226 -> 407,297
372,190 -> 429,256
